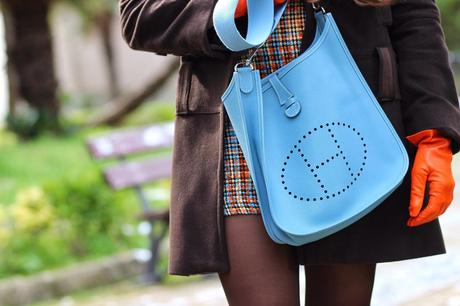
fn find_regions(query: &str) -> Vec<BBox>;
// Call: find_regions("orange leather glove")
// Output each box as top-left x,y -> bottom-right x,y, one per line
406,129 -> 455,227
235,0 -> 287,18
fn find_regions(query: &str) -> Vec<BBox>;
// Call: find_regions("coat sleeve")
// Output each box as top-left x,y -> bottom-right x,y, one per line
389,0 -> 460,154
119,0 -> 231,58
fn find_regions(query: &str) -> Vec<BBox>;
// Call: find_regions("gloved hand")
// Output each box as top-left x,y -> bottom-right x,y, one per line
235,0 -> 286,18
406,129 -> 455,227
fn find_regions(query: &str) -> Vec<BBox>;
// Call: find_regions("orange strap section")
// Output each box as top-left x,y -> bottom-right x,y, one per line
235,0 -> 287,18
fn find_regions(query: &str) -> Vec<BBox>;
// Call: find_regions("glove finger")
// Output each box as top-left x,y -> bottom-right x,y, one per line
434,187 -> 453,216
409,164 -> 428,217
407,178 -> 437,227
407,198 -> 441,226
428,175 -> 455,215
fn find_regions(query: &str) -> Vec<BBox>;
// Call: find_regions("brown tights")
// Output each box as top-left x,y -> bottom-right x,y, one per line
218,215 -> 376,306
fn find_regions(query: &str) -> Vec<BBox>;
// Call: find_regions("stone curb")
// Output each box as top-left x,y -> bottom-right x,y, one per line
0,250 -> 148,306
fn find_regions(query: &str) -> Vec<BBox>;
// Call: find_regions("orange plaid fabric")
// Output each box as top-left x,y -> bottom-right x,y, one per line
223,0 -> 307,215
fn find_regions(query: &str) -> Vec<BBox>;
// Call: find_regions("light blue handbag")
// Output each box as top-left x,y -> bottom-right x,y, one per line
212,1 -> 409,245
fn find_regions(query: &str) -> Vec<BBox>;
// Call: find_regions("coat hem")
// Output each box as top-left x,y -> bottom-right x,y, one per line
297,246 -> 447,265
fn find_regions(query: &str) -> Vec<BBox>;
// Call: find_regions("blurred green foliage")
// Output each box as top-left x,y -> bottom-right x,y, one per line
0,130 -> 18,148
121,101 -> 176,127
5,105 -> 41,139
0,100 -> 175,278
0,175 -> 142,278
0,130 -> 96,204
438,0 -> 460,50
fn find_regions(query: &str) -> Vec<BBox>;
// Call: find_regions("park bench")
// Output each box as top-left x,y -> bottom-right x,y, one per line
85,121 -> 175,283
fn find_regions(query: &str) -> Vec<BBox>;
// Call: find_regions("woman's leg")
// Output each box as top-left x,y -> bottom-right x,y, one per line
304,263 -> 377,306
218,214 -> 300,306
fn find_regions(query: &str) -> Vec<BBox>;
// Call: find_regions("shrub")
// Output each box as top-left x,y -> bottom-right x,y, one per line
0,186 -> 67,276
0,171 -> 143,278
43,171 -> 141,257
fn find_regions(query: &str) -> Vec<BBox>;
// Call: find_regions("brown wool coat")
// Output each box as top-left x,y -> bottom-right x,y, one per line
119,0 -> 460,276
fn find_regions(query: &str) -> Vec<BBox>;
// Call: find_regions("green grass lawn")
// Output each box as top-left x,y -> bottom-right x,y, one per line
0,132 -> 97,204
0,100 -> 175,204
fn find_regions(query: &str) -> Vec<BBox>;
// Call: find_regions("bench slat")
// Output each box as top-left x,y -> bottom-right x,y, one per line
86,122 -> 174,159
104,155 -> 172,190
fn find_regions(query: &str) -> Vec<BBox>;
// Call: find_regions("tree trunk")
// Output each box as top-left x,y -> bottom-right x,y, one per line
97,10 -> 119,99
1,0 -> 60,137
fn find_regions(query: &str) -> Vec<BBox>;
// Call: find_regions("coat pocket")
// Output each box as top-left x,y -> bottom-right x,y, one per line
176,57 -> 227,115
175,58 -> 192,115
186,59 -> 226,114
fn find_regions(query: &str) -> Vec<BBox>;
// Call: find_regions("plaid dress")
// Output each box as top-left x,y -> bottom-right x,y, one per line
223,0 -> 308,216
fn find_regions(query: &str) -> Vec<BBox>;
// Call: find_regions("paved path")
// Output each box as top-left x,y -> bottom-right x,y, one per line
40,157 -> 460,306
395,162 -> 460,306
